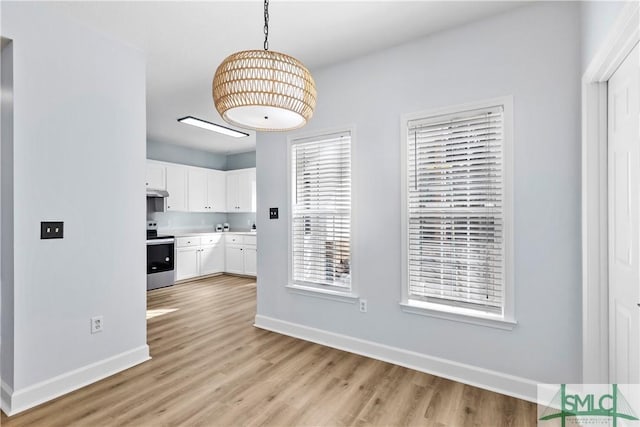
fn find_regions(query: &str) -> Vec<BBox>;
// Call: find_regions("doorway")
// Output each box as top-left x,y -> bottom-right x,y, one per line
582,2 -> 639,384
607,42 -> 639,384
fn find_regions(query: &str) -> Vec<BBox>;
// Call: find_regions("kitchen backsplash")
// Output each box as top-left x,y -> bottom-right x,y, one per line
226,213 -> 256,231
149,211 -> 256,232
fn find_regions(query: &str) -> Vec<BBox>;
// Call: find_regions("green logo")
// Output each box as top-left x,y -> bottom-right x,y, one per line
539,384 -> 639,427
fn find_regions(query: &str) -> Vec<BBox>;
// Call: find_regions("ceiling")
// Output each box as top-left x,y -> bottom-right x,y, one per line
46,1 -> 525,154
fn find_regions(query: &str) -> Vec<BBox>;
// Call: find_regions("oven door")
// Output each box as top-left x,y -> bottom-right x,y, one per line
147,238 -> 175,274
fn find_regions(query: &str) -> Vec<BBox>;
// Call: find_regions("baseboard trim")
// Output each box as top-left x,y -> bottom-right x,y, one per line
254,315 -> 538,403
2,345 -> 150,416
1,381 -> 12,415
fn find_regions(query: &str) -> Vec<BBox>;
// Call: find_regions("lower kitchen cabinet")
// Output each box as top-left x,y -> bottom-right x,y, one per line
243,247 -> 257,276
224,246 -> 245,275
175,235 -> 225,281
176,246 -> 199,281
225,234 -> 257,276
200,244 -> 225,275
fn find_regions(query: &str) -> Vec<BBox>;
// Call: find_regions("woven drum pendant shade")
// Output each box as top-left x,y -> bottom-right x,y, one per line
213,50 -> 317,132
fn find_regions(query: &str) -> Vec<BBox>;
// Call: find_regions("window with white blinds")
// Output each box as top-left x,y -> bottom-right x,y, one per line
404,103 -> 509,317
290,132 -> 351,289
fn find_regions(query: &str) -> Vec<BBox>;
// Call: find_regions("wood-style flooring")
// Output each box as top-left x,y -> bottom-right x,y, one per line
1,275 -> 536,426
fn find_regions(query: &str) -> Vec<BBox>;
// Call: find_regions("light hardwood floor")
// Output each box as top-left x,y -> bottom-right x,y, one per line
1,275 -> 536,426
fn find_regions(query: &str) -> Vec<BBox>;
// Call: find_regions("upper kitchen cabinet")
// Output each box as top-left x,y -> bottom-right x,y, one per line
145,161 -> 166,190
226,168 -> 256,212
187,167 -> 226,212
165,164 -> 188,211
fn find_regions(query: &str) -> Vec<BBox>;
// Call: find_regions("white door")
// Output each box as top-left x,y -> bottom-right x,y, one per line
176,247 -> 199,281
608,42 -> 640,384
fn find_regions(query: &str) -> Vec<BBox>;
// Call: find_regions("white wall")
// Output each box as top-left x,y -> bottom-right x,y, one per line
1,2 -> 148,414
580,1 -> 629,71
256,2 -> 581,399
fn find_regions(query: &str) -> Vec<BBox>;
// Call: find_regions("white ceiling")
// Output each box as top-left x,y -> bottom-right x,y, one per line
46,1 -> 525,154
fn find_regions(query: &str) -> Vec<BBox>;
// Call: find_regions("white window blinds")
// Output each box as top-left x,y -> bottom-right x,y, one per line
406,106 -> 505,315
291,132 -> 351,289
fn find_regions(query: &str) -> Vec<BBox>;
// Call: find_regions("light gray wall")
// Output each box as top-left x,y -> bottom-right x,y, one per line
226,151 -> 256,170
257,2 -> 581,385
147,140 -> 227,170
3,2 -> 147,392
580,1 -> 628,71
1,40 -> 14,389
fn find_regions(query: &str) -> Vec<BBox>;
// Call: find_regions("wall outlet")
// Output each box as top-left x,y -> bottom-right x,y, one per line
91,316 -> 104,334
359,299 -> 367,313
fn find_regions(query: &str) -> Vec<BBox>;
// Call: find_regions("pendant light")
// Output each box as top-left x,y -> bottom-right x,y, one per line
212,0 -> 317,132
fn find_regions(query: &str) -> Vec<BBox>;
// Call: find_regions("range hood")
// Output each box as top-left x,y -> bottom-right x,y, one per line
146,189 -> 169,198
147,189 -> 169,213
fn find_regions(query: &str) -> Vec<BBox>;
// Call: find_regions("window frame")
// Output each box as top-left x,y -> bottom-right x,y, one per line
287,127 -> 358,302
400,97 -> 516,330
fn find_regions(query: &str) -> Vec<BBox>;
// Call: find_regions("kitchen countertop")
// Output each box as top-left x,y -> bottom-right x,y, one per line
162,230 -> 257,237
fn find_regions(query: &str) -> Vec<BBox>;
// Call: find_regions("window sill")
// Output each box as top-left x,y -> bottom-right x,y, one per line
286,284 -> 358,304
399,302 -> 517,331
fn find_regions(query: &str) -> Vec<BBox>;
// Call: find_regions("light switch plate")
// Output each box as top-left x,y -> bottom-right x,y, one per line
41,221 -> 64,239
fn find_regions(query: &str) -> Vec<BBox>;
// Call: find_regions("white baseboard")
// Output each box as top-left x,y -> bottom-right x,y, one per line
254,315 -> 538,403
1,381 -> 12,415
1,345 -> 150,416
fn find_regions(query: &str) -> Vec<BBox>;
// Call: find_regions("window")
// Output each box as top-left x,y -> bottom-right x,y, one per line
290,131 -> 352,292
402,98 -> 513,326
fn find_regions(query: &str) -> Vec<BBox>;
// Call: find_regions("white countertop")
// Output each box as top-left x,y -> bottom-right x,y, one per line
163,229 -> 257,237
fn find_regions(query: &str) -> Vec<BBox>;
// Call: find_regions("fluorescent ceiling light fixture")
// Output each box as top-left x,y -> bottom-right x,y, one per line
177,116 -> 249,138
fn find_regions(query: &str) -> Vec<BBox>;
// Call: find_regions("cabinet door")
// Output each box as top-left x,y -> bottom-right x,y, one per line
166,165 -> 188,212
243,247 -> 257,276
187,168 -> 208,212
200,244 -> 224,275
176,247 -> 199,281
225,246 -> 244,274
146,162 -> 166,190
237,169 -> 256,212
207,170 -> 226,212
226,173 -> 240,211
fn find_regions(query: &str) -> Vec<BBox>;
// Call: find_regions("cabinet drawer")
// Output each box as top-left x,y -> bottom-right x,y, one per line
176,236 -> 201,247
225,234 -> 242,245
201,234 -> 223,246
242,235 -> 257,246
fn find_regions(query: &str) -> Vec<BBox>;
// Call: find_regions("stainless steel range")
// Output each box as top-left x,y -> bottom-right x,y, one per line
146,221 -> 175,290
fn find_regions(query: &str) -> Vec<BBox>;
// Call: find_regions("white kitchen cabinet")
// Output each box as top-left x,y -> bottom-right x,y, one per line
175,234 -> 225,281
243,247 -> 257,276
176,246 -> 199,281
224,246 -> 245,275
226,168 -> 256,212
166,165 -> 188,212
146,162 -> 166,190
224,234 -> 257,276
188,168 -> 226,212
207,170 -> 227,212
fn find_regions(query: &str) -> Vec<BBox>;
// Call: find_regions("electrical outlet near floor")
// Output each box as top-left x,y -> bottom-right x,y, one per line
359,299 -> 367,313
91,315 -> 104,334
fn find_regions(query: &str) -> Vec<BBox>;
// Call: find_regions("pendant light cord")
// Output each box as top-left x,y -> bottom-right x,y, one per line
263,0 -> 269,51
